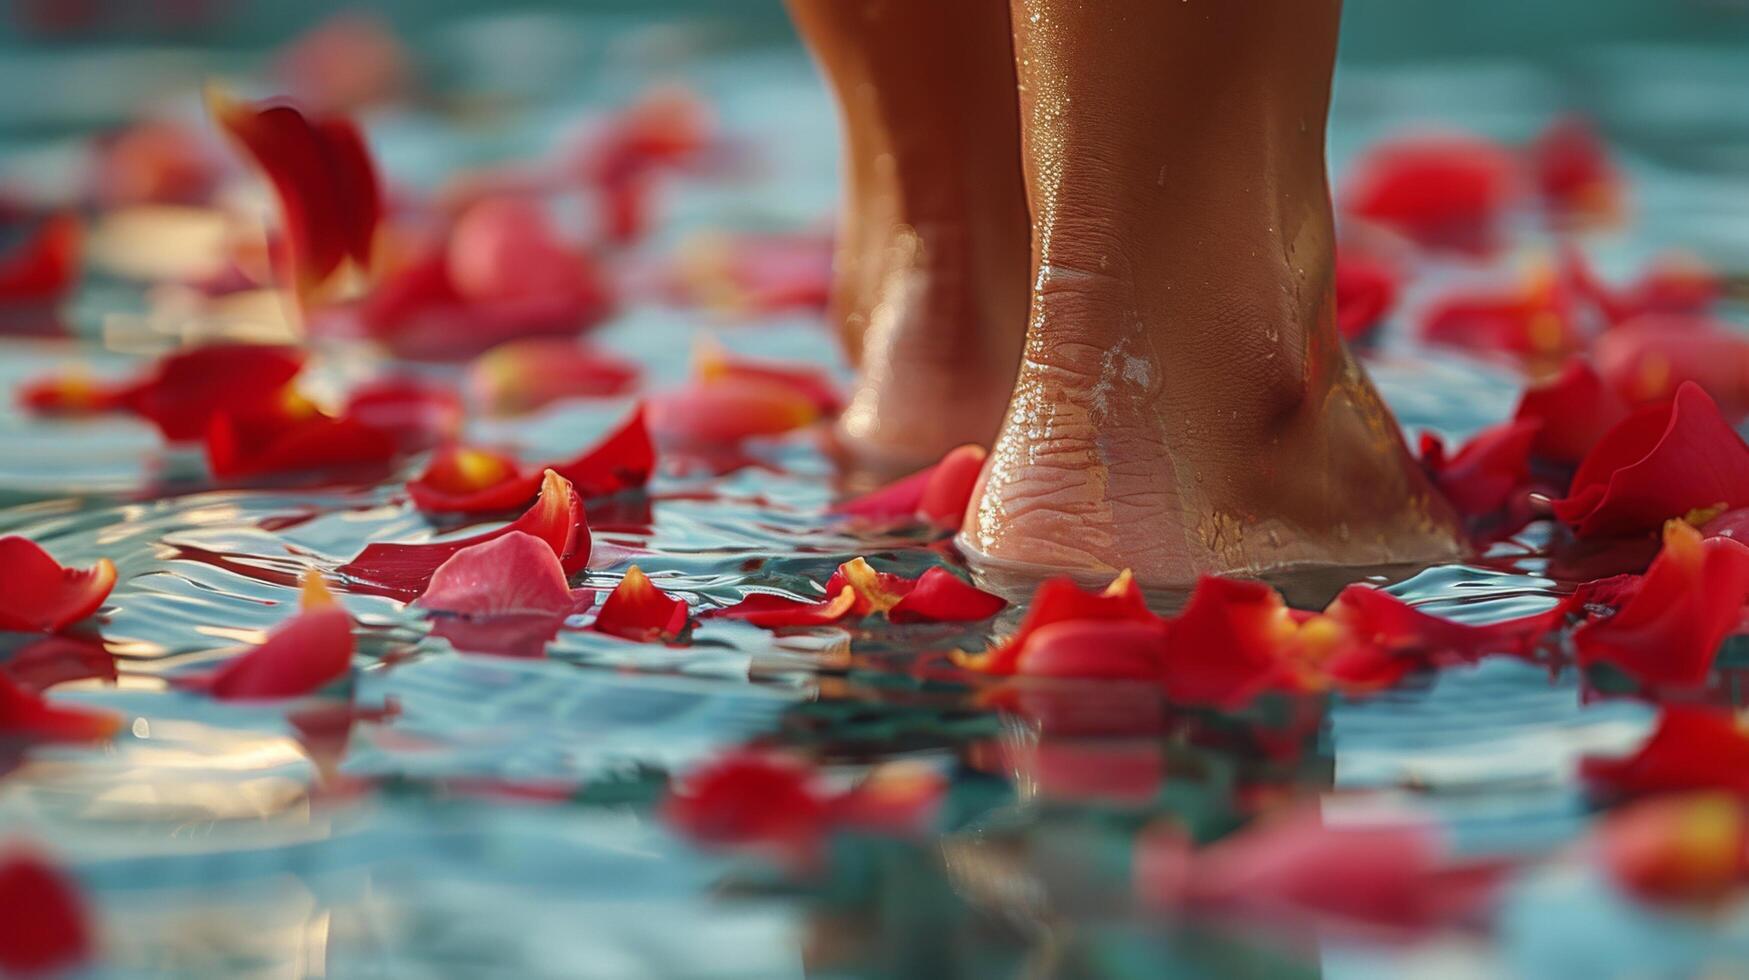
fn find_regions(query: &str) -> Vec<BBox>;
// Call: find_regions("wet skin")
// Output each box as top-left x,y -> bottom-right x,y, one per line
785,0 -> 1031,470
793,0 -> 1462,585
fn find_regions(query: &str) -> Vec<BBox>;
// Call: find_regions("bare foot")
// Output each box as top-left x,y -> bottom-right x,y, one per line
787,0 -> 1030,472
961,0 -> 1462,586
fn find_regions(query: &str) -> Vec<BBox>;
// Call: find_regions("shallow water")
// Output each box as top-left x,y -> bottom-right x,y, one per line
5,10 -> 1749,978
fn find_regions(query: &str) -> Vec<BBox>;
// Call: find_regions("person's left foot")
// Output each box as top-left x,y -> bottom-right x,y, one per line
787,0 -> 1031,473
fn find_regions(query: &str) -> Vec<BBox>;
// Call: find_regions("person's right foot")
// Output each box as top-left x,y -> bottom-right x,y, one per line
960,0 -> 1462,587
787,0 -> 1031,472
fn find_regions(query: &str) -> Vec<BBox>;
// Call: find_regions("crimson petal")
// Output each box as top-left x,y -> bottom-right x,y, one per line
466,337 -> 640,416
1530,116 -> 1622,226
205,574 -> 354,700
548,405 -> 656,499
208,89 -> 380,298
1582,708 -> 1749,801
661,749 -> 830,867
1341,133 -> 1518,255
834,444 -> 988,529
0,537 -> 115,633
407,447 -> 540,515
1554,382 -> 1749,538
966,572 -> 1158,675
0,213 -> 80,304
205,407 -> 398,480
1418,419 -> 1540,519
1513,359 -> 1629,466
1156,576 -> 1296,707
340,469 -> 590,597
1595,315 -> 1749,418
417,532 -> 591,619
590,565 -> 689,641
885,567 -> 1005,624
1572,520 -> 1749,687
0,848 -> 92,977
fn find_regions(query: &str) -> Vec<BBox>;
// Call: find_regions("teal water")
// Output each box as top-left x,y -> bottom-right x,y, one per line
4,8 -> 1749,978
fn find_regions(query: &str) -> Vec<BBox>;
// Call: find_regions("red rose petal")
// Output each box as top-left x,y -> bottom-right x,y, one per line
964,572 -> 1159,675
1342,132 -> 1519,255
548,405 -> 656,499
647,376 -> 821,445
206,572 -> 354,700
1530,116 -> 1623,226
1012,619 -> 1166,680
707,587 -> 859,629
885,567 -> 1006,624
343,375 -> 464,453
834,443 -> 988,529
207,88 -> 381,299
354,241 -> 614,362
1595,794 -> 1749,904
1156,576 -> 1297,707
1323,584 -> 1561,669
340,469 -> 590,596
1420,271 -> 1583,366
416,532 -> 591,619
1154,808 -> 1505,934
661,749 -> 830,866
407,447 -> 541,515
120,343 -> 307,441
670,231 -> 833,314
576,87 -> 715,246
466,337 -> 640,416
409,408 -> 653,515
448,197 -> 606,307
1595,315 -> 1749,418
590,565 -> 689,641
1582,708 -> 1749,801
1572,520 -> 1749,688
0,847 -> 92,977
204,402 -> 399,480
1513,359 -> 1630,465
20,343 -> 306,440
916,444 -> 989,529
275,13 -> 411,113
693,336 -> 842,416
0,537 -> 116,633
1554,382 -> 1749,538
90,119 -> 219,207
0,213 -> 80,304
1564,246 -> 1721,328
1,635 -> 116,692
1418,419 -> 1540,519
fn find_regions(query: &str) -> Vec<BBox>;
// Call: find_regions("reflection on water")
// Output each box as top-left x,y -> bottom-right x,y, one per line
5,9 -> 1749,978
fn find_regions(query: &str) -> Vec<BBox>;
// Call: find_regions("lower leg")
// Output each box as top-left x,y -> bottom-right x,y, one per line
786,0 -> 1031,469
964,0 -> 1460,584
